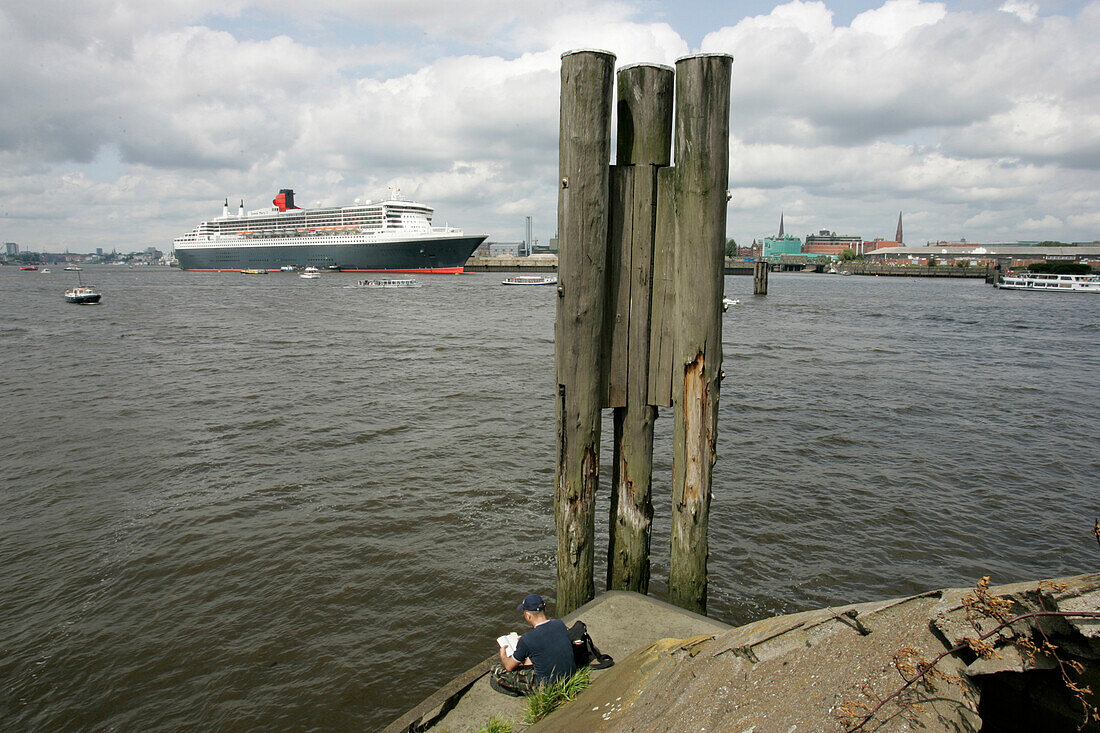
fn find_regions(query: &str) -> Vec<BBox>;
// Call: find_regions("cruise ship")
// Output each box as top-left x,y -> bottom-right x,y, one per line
173,189 -> 487,273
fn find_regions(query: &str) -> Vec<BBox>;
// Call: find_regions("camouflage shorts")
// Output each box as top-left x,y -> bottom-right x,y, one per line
489,663 -> 540,697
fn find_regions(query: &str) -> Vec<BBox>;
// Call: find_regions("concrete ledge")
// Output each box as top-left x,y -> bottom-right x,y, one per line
531,574 -> 1100,732
382,655 -> 496,733
383,591 -> 731,732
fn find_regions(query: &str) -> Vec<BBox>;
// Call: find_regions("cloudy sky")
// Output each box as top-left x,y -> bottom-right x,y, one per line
2,0 -> 1098,253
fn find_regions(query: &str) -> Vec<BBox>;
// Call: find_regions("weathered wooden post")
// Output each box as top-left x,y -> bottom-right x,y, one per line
667,53 -> 732,614
604,63 -> 674,593
753,260 -> 768,295
555,49 -> 615,615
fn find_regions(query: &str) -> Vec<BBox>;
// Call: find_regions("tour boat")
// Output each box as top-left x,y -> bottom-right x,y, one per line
501,275 -> 557,286
996,272 -> 1100,292
173,188 -> 486,273
357,278 -> 423,288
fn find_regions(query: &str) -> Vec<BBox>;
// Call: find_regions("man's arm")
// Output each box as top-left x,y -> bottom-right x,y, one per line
499,644 -> 520,671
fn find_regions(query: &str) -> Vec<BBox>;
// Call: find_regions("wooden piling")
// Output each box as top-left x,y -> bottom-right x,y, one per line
554,49 -> 616,615
753,260 -> 768,295
647,166 -> 677,409
666,53 -> 732,614
605,64 -> 673,594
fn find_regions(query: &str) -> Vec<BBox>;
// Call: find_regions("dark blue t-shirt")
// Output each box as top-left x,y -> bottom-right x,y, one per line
512,619 -> 577,683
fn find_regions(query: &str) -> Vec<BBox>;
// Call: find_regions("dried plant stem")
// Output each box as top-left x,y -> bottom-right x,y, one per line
843,610 -> 1100,733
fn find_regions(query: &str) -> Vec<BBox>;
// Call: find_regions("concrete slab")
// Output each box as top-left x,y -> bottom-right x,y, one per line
388,573 -> 1100,732
531,573 -> 1100,733
383,591 -> 731,733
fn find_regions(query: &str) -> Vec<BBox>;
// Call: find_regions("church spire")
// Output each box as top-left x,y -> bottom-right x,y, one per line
895,211 -> 903,244
778,212 -> 785,238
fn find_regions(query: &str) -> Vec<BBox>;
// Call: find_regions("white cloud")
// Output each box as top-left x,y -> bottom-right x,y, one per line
1018,214 -> 1062,231
850,0 -> 946,47
0,0 -> 1098,252
999,1 -> 1039,23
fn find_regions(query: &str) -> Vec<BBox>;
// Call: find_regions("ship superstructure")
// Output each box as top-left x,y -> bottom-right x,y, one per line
173,189 -> 486,273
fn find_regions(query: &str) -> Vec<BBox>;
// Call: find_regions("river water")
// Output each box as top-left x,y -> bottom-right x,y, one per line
1,266 -> 1096,730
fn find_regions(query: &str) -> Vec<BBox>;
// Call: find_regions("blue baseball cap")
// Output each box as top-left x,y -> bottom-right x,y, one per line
517,593 -> 546,612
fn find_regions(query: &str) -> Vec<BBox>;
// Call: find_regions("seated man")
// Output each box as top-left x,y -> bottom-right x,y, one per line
490,593 -> 577,696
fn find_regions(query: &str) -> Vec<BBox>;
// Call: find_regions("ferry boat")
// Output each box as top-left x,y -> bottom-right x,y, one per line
996,272 -> 1100,292
357,278 -> 423,288
173,189 -> 487,273
501,274 -> 557,286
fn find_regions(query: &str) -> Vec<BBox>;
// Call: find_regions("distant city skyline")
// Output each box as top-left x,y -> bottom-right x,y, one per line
1,0 -> 1098,253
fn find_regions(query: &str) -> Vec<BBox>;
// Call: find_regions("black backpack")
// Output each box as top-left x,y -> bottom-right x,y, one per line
568,620 -> 614,669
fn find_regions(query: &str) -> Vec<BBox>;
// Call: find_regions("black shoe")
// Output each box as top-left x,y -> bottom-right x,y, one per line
489,677 -> 524,697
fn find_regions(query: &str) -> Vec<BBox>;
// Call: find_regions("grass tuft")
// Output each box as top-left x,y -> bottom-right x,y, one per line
522,666 -> 592,725
472,715 -> 515,733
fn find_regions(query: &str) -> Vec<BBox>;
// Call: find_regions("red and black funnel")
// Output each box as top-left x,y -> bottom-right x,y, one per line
273,189 -> 299,212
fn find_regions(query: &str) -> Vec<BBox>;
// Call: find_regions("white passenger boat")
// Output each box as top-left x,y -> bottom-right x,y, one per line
299,267 -> 320,279
501,275 -> 557,286
357,278 -> 423,288
996,272 -> 1100,292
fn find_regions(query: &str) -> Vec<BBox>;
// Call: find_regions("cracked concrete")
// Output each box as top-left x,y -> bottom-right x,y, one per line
387,575 -> 1099,733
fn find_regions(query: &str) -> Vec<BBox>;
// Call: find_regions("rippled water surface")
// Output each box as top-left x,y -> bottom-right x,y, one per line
1,266 -> 1097,729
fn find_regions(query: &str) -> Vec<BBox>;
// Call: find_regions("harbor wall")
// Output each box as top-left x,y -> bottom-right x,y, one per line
464,255 -> 991,278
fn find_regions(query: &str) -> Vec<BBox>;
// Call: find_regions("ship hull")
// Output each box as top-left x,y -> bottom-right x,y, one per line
175,235 -> 487,273
65,293 -> 101,304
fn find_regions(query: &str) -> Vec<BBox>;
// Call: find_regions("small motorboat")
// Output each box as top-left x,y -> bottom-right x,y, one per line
64,265 -> 82,271
300,266 -> 321,279
279,265 -> 300,272
502,275 -> 557,286
64,270 -> 101,304
65,285 -> 101,304
20,265 -> 38,271
40,268 -> 51,273
240,268 -> 267,274
722,296 -> 740,311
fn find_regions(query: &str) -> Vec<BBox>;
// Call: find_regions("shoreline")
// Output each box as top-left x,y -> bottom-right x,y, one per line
389,574 -> 1099,732
462,255 -> 993,278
